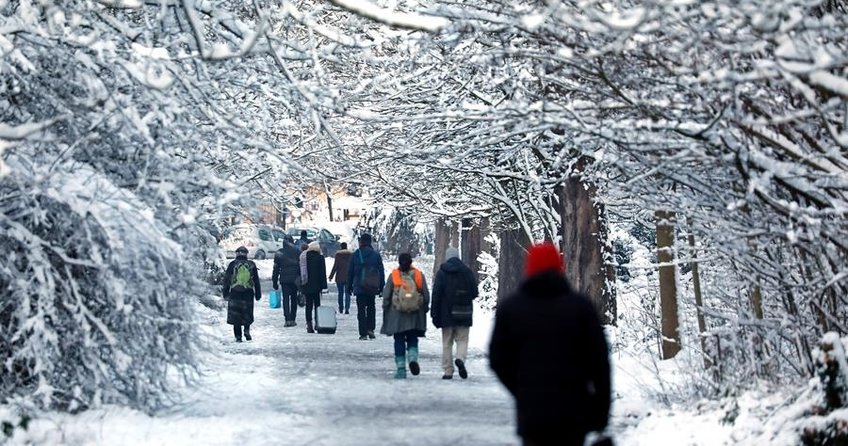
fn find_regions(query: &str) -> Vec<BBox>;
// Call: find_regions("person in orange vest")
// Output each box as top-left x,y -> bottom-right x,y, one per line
380,253 -> 430,379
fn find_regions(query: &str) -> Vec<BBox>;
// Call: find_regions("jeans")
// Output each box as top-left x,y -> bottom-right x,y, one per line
281,283 -> 298,322
356,294 -> 376,336
336,281 -> 351,312
393,331 -> 419,357
305,292 -> 321,324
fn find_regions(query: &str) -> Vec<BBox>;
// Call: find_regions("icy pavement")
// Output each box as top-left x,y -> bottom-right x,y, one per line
9,280 -> 516,445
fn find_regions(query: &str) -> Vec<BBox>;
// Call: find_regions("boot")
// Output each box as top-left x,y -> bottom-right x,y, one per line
408,346 -> 420,376
244,327 -> 252,341
307,322 -> 314,334
455,358 -> 468,379
394,356 -> 407,379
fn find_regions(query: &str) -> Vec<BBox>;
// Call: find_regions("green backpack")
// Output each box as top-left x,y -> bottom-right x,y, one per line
231,261 -> 254,291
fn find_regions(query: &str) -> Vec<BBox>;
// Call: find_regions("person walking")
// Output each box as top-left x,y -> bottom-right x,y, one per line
298,229 -> 311,250
328,242 -> 353,314
489,243 -> 611,446
431,247 -> 478,380
347,233 -> 384,340
381,253 -> 429,379
302,241 -> 328,333
222,246 -> 261,342
272,235 -> 301,327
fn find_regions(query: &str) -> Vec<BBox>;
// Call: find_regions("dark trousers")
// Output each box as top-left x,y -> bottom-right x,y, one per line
281,283 -> 298,322
393,331 -> 418,357
305,292 -> 321,324
233,324 -> 251,339
336,281 -> 350,312
356,294 -> 376,336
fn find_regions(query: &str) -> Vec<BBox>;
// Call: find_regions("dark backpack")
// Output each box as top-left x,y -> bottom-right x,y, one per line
358,250 -> 381,295
446,270 -> 474,321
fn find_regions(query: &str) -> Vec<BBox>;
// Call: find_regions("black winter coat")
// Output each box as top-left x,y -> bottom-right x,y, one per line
223,257 -> 261,326
431,257 -> 478,328
303,250 -> 328,294
272,241 -> 301,285
489,272 -> 610,445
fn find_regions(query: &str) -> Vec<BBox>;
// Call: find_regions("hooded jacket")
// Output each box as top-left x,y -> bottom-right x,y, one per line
302,242 -> 327,294
272,241 -> 301,286
431,257 -> 479,328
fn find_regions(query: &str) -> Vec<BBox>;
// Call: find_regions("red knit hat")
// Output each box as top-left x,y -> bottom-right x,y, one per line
524,243 -> 565,278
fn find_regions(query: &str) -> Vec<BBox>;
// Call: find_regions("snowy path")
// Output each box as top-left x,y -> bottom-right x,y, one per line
14,278 -> 517,445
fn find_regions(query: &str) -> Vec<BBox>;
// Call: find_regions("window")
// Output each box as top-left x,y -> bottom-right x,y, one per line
258,229 -> 271,241
272,230 -> 286,241
320,229 -> 333,240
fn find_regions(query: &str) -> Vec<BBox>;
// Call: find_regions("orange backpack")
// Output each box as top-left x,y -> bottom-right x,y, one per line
391,268 -> 423,312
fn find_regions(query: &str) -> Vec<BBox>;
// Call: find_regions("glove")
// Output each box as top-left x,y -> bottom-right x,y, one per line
255,294 -> 261,302
273,282 -> 279,290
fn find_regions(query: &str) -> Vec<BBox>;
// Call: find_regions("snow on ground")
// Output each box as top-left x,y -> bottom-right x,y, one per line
5,272 -> 515,445
2,252 -> 793,445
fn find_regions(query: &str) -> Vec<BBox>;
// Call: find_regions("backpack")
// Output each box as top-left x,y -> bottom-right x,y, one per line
359,250 -> 381,295
391,269 -> 423,313
231,261 -> 254,291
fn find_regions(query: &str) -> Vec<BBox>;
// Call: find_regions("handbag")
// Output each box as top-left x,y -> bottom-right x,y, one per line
269,290 -> 281,309
298,292 -> 306,307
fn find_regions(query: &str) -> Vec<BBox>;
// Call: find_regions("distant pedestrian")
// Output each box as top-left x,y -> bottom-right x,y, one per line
298,230 -> 311,250
381,253 -> 429,379
272,235 -> 301,327
489,243 -> 611,446
223,246 -> 261,342
431,247 -> 478,380
348,233 -> 385,340
329,242 -> 353,314
302,241 -> 327,333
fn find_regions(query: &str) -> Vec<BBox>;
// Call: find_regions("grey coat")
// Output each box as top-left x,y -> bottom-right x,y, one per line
380,268 -> 430,336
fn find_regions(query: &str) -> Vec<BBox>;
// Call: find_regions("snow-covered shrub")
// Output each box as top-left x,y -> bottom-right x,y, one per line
477,232 -> 500,310
0,163 -> 200,412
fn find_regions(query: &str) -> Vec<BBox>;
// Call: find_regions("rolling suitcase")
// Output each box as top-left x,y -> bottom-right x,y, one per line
315,306 -> 337,334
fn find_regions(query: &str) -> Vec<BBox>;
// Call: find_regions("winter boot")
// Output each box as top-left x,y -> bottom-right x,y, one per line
455,358 -> 468,379
244,327 -> 252,341
367,330 -> 376,339
394,356 -> 407,379
408,346 -> 420,376
307,322 -> 315,334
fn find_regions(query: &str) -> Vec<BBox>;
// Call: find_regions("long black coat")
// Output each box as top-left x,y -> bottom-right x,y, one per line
223,257 -> 261,326
489,272 -> 610,445
431,257 -> 478,328
303,250 -> 327,294
272,241 -> 300,285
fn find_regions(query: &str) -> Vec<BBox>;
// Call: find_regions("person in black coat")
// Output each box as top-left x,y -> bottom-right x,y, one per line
272,235 -> 301,327
302,241 -> 327,333
223,246 -> 261,342
489,243 -> 610,446
431,247 -> 478,380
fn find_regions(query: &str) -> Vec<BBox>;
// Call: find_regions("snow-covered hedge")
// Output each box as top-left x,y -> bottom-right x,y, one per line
0,163 -> 200,412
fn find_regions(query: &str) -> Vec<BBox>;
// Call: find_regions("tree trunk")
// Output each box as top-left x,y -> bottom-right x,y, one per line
449,220 -> 460,248
559,177 -> 617,325
461,218 -> 482,280
498,227 -> 530,302
657,210 -> 681,360
433,218 -> 451,273
687,217 -> 711,369
326,194 -> 334,222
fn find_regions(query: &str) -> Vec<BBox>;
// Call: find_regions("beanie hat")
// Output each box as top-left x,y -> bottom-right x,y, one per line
445,247 -> 459,260
524,243 -> 564,278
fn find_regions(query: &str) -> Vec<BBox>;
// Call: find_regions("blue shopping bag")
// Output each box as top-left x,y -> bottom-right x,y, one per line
269,290 -> 281,309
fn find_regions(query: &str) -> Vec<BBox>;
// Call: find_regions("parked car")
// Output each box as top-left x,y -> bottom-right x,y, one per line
219,224 -> 287,259
286,226 -> 341,257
